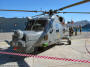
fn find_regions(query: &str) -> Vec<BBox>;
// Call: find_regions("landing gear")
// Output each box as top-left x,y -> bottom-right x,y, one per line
61,37 -> 71,45
67,39 -> 71,45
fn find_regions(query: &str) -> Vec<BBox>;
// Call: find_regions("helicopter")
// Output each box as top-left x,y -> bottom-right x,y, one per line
0,0 -> 90,53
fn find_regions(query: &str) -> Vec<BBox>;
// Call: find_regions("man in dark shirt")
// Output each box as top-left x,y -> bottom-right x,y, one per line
79,25 -> 82,34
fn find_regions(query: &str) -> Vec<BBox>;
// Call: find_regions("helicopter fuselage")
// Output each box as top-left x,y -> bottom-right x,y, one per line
10,15 -> 69,53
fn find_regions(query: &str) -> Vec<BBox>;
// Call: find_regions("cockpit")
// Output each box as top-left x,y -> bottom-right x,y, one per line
25,18 -> 48,31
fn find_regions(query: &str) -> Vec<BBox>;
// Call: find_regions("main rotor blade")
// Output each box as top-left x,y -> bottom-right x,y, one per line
57,0 -> 90,11
0,9 -> 44,12
35,14 -> 45,16
58,12 -> 90,14
32,13 -> 45,17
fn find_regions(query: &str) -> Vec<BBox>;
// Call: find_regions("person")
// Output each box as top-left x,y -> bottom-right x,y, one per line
69,27 -> 73,37
79,25 -> 82,34
71,27 -> 74,36
74,26 -> 78,36
69,27 -> 71,37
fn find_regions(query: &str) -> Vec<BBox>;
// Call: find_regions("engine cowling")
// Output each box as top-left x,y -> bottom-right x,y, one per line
14,30 -> 24,39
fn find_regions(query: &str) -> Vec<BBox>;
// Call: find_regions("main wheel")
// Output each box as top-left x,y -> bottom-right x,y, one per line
67,40 -> 71,45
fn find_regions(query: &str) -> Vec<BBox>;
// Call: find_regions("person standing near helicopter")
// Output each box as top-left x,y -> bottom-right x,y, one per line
79,25 -> 82,34
74,26 -> 78,36
69,27 -> 73,37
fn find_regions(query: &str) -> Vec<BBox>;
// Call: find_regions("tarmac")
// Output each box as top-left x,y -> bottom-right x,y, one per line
0,32 -> 90,67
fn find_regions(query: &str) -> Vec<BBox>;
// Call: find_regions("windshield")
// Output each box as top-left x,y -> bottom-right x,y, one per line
25,19 -> 48,31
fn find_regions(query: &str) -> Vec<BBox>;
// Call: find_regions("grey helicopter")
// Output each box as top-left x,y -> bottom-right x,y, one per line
0,0 -> 90,53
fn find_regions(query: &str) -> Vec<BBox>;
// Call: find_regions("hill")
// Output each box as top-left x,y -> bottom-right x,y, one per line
0,17 -> 90,32
0,17 -> 27,32
74,20 -> 90,27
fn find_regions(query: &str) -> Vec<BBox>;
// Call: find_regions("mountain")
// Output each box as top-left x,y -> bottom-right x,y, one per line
74,20 -> 90,31
0,17 -> 27,32
74,20 -> 90,27
82,23 -> 90,28
0,17 -> 90,32
82,23 -> 90,31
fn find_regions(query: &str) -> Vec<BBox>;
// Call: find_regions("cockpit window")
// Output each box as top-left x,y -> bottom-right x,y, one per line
25,19 -> 48,31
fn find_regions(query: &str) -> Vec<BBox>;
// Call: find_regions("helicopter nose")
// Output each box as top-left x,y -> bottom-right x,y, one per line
10,40 -> 25,48
14,30 -> 24,39
17,40 -> 25,47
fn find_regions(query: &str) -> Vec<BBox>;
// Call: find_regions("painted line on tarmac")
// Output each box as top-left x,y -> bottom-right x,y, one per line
0,51 -> 90,63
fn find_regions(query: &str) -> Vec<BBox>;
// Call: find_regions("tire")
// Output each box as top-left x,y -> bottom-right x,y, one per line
67,40 -> 71,45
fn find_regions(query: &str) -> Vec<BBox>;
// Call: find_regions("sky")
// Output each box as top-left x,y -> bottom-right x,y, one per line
0,0 -> 90,22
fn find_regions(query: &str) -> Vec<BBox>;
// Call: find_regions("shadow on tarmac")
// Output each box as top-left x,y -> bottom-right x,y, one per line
0,47 -> 30,67
0,43 -> 65,67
